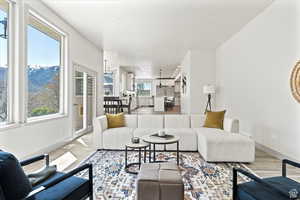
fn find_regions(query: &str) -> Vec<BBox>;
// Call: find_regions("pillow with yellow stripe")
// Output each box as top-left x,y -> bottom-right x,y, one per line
106,113 -> 125,129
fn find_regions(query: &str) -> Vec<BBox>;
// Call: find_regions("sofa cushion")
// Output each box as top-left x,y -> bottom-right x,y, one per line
124,114 -> 137,128
164,129 -> 197,151
30,172 -> 89,200
0,151 -> 32,200
164,115 -> 190,128
195,128 -> 255,162
138,115 -> 164,128
190,114 -> 206,128
106,113 -> 125,128
203,110 -> 226,129
133,128 -> 161,138
196,127 -> 252,144
103,127 -> 134,149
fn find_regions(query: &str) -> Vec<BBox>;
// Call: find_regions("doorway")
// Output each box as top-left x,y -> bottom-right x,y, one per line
73,64 -> 97,137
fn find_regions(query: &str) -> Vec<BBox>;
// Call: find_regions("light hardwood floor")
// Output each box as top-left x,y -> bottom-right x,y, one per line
24,133 -> 300,182
23,134 -> 94,173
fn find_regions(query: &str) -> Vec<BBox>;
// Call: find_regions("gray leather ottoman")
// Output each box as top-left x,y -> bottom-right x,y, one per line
136,163 -> 184,200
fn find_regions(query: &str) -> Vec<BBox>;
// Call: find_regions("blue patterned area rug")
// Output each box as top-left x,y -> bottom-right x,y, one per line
78,150 -> 252,200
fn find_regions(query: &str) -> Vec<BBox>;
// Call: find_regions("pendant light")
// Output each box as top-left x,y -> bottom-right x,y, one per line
104,59 -> 107,73
159,69 -> 162,88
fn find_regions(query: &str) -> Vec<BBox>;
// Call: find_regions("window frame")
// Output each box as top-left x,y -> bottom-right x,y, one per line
0,0 -> 15,127
136,81 -> 152,97
103,72 -> 115,96
25,8 -> 68,123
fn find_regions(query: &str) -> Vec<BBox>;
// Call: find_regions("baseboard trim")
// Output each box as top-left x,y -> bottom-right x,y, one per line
21,136 -> 73,160
255,142 -> 298,162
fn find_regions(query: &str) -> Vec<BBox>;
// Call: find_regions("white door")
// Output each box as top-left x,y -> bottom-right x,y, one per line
73,64 -> 96,137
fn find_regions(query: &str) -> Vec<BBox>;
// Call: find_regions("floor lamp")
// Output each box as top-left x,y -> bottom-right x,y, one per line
203,85 -> 215,114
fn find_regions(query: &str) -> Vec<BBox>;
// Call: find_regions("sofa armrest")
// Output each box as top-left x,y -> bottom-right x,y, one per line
93,115 -> 107,150
223,118 -> 239,133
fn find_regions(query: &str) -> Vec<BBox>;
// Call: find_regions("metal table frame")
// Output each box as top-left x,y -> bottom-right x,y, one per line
125,144 -> 148,174
147,141 -> 180,165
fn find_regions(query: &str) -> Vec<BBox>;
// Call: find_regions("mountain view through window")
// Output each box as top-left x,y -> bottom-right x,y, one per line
27,16 -> 62,118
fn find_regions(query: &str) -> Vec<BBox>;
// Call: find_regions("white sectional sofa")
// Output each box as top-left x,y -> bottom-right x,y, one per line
93,114 -> 255,163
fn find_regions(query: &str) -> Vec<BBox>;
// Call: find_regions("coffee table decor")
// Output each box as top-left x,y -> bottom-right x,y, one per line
151,133 -> 175,139
78,150 -> 255,200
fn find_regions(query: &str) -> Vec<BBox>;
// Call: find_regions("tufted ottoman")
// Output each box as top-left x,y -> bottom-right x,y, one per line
136,162 -> 184,200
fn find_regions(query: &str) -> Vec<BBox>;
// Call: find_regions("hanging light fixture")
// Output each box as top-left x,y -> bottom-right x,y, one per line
104,59 -> 107,73
159,69 -> 162,88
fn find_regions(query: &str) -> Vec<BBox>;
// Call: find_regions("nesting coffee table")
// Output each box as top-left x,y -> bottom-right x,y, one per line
125,142 -> 149,174
141,134 -> 180,165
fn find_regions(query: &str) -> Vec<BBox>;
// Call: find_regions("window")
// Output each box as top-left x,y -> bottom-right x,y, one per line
0,0 -> 9,124
27,12 -> 65,119
75,71 -> 93,96
104,72 -> 114,96
75,71 -> 84,96
137,82 -> 152,97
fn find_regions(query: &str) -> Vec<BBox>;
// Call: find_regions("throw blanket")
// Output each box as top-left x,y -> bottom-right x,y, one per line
27,165 -> 57,186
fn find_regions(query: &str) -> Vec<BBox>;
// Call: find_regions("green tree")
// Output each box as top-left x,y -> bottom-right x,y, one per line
31,106 -> 55,117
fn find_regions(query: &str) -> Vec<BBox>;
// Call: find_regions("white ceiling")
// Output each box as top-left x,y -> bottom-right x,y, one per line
42,0 -> 273,77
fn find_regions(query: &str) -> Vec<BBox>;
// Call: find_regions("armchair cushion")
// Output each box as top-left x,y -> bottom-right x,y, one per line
0,151 -> 32,200
0,186 -> 5,200
28,172 -> 89,200
238,176 -> 300,200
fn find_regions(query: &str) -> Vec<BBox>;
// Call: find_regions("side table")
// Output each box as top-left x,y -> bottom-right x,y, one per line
125,142 -> 149,174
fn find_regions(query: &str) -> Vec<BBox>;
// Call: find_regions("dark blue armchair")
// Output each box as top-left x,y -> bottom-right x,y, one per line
233,159 -> 300,200
0,151 -> 93,200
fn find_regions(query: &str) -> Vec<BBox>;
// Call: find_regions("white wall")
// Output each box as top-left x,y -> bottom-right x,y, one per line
216,0 -> 300,160
181,50 -> 216,114
0,0 -> 102,159
190,51 -> 216,114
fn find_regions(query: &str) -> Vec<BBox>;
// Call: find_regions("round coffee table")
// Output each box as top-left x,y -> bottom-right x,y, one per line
125,142 -> 149,174
141,134 -> 180,165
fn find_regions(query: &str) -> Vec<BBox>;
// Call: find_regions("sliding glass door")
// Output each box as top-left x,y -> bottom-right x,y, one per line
86,75 -> 94,130
73,65 -> 96,136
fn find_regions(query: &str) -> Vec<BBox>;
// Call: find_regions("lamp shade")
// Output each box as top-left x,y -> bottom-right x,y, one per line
203,85 -> 216,94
